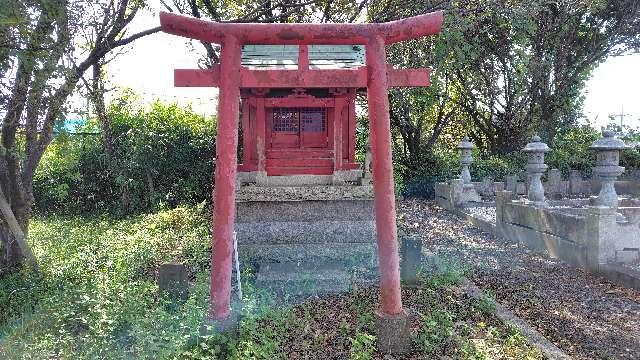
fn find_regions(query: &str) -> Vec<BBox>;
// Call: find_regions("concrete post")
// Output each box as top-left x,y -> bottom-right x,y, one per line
210,36 -> 241,321
366,34 -> 411,354
400,235 -> 422,286
586,206 -> 618,270
505,175 -> 517,196
362,144 -> 373,186
522,136 -> 551,207
495,190 -> 512,237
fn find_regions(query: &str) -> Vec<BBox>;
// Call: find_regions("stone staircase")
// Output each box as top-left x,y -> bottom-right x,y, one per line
235,185 -> 378,299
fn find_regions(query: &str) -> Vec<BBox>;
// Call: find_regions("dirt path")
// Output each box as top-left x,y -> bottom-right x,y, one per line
398,200 -> 640,360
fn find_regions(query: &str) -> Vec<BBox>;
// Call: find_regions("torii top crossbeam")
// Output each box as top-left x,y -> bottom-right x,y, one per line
159,11 -> 444,328
160,11 -> 443,45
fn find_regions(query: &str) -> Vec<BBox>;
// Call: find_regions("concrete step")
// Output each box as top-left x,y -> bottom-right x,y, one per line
235,220 -> 376,245
256,263 -> 352,297
236,199 -> 374,223
238,243 -> 378,268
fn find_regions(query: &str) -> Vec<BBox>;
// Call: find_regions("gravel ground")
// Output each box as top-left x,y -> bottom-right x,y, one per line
621,261 -> 640,273
465,206 -> 497,224
398,199 -> 640,360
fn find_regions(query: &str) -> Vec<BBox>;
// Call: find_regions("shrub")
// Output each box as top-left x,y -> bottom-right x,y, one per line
33,93 -> 217,214
546,125 -> 600,177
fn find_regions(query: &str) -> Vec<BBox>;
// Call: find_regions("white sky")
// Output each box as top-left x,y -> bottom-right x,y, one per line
100,4 -> 640,130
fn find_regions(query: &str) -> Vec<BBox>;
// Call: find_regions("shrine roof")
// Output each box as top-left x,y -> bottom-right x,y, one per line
241,45 -> 365,69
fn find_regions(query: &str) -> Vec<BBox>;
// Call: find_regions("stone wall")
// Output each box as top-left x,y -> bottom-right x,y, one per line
495,191 -> 640,270
437,173 -> 640,204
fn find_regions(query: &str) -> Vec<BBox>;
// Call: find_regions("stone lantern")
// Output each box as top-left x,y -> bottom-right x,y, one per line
590,130 -> 625,208
522,135 -> 550,207
458,137 -> 480,202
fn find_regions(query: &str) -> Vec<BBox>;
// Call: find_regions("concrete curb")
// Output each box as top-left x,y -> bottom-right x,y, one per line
460,279 -> 571,360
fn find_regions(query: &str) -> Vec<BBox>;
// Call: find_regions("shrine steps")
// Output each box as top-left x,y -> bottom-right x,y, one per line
235,184 -> 377,299
237,199 -> 373,222
239,243 -> 378,268
251,249 -> 378,298
255,263 -> 352,297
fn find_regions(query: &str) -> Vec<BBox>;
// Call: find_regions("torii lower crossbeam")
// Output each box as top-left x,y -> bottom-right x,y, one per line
173,67 -> 431,88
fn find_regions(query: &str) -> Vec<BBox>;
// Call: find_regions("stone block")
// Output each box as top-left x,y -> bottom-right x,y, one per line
505,175 -> 518,194
400,236 -> 422,286
499,222 -> 589,269
238,243 -> 378,268
479,177 -> 495,197
236,220 -> 376,245
501,202 -> 587,241
200,310 -> 241,337
236,184 -> 374,202
158,263 -> 189,301
615,249 -> 639,264
236,199 -> 374,223
256,263 -> 352,297
569,170 -> 583,194
546,169 -> 563,196
332,169 -> 364,184
375,309 -> 412,354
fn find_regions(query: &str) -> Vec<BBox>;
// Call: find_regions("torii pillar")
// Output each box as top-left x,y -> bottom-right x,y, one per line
159,11 -> 444,353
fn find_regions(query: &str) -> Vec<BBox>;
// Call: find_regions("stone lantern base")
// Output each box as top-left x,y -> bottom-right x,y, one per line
459,184 -> 481,203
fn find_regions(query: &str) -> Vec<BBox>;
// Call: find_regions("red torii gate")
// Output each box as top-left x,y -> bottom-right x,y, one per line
159,10 -> 443,328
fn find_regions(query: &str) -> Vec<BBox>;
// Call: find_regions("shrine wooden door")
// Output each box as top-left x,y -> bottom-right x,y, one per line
269,108 -> 299,148
268,107 -> 328,149
300,108 -> 328,148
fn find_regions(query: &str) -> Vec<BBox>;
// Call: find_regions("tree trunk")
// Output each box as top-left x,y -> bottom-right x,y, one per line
0,184 -> 38,272
92,63 -> 114,159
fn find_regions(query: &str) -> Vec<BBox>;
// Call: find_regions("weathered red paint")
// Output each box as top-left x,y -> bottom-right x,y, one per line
174,67 -> 431,88
334,97 -> 345,170
298,45 -> 310,70
256,98 -> 267,173
209,35 -> 241,321
264,97 -> 335,108
160,11 -> 443,45
387,67 -> 431,87
366,35 -> 403,315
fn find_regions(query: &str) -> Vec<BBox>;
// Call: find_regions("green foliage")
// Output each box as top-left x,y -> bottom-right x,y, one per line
546,125 -> 600,176
470,153 -> 528,182
348,331 -> 376,360
416,308 -> 456,354
472,295 -> 497,316
399,150 -> 459,198
0,206 -> 212,358
33,93 -> 217,214
400,148 -> 526,198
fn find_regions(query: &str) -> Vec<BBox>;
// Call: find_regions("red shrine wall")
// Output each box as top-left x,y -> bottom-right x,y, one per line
238,88 -> 358,176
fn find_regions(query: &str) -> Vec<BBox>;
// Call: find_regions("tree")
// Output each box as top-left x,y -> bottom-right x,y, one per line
0,0 -> 160,273
368,0 -> 640,159
368,0 -> 462,179
449,0 -> 640,154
